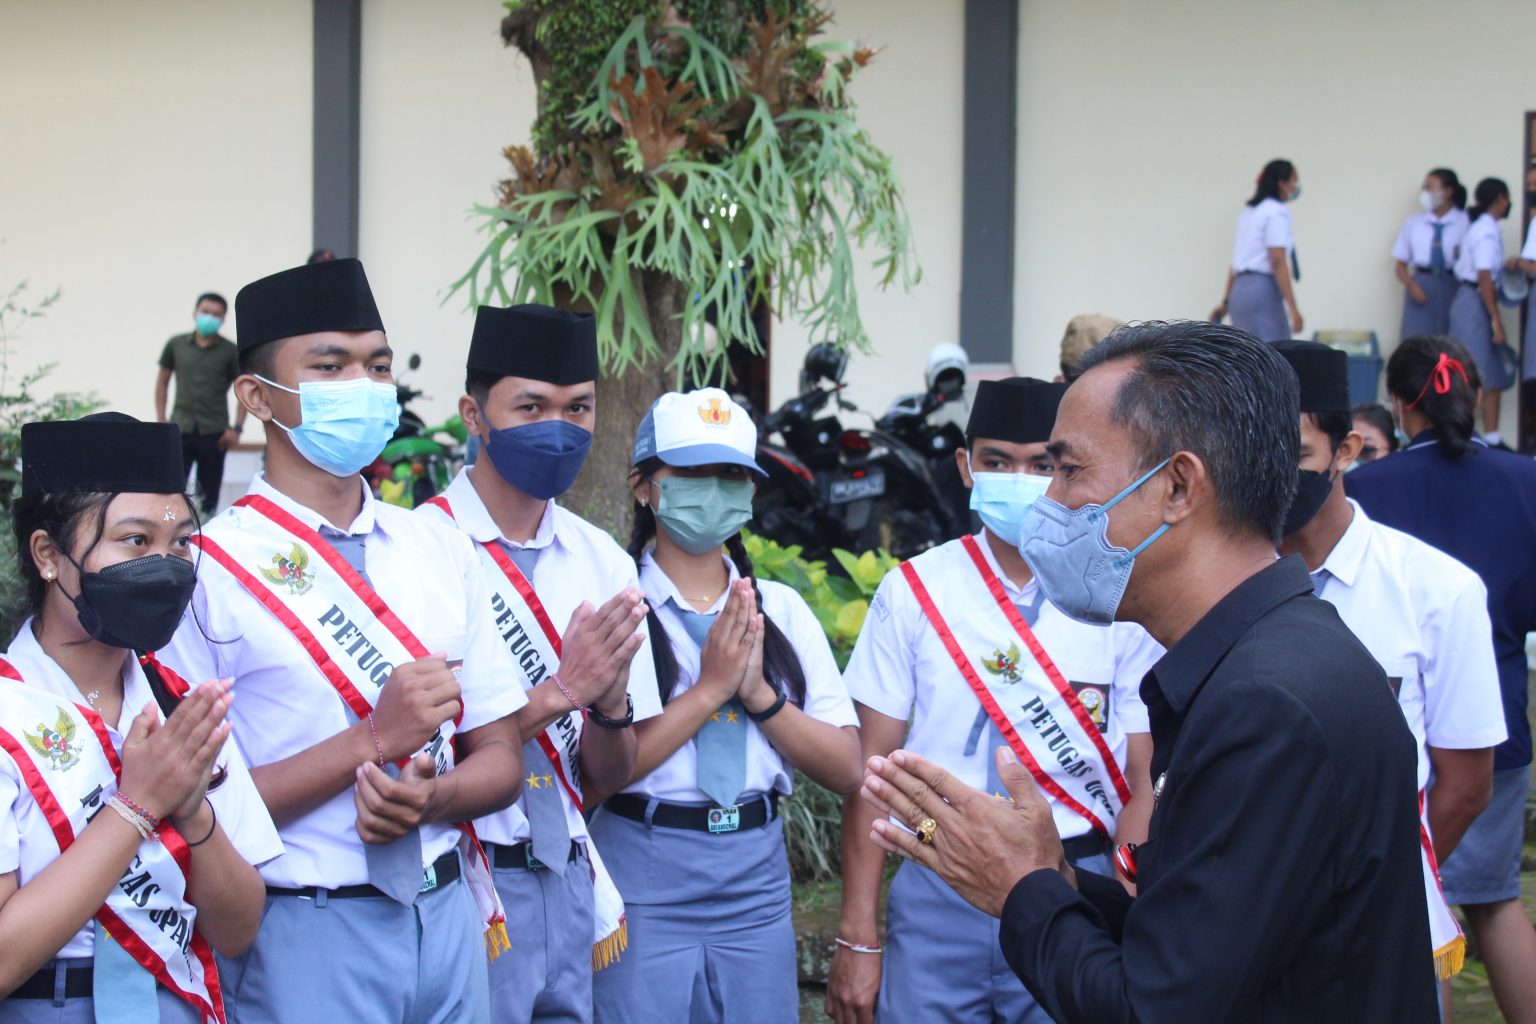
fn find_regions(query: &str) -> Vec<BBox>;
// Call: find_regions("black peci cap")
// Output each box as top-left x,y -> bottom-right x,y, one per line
233,258 -> 385,353
1274,341 -> 1351,413
21,413 -> 186,497
966,377 -> 1067,445
466,304 -> 600,386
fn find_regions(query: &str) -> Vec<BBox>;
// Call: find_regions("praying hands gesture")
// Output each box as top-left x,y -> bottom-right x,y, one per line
860,747 -> 1071,918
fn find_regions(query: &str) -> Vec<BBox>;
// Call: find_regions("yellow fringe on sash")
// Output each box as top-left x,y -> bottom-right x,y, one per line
1433,934 -> 1465,980
592,919 -> 629,972
485,919 -> 511,962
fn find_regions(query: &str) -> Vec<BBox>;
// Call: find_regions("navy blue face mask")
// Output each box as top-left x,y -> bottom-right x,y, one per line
482,417 -> 593,500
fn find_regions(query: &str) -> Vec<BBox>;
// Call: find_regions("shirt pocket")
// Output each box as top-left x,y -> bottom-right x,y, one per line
1376,657 -> 1418,706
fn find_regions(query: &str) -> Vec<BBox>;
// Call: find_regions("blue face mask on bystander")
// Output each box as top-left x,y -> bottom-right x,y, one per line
1016,457 -> 1171,625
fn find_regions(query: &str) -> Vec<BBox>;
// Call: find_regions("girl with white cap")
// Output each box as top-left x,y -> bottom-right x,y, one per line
589,387 -> 862,1023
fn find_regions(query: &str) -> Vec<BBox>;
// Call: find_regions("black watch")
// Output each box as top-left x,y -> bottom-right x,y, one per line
587,694 -> 634,730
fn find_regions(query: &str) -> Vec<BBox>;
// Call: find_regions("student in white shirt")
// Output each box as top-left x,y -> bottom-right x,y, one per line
1393,168 -> 1470,340
1507,186 -> 1536,386
828,378 -> 1159,1024
1449,177 -> 1514,438
1275,343 -> 1505,1011
589,388 -> 861,1024
417,303 -> 662,1023
158,259 -> 526,1024
0,414 -> 275,1023
1212,158 -> 1303,342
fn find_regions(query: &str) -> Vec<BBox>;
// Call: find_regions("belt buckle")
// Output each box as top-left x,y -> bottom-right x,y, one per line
526,850 -> 546,871
419,863 -> 438,894
707,805 -> 741,834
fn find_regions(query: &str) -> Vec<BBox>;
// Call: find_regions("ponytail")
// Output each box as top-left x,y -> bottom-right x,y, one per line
1467,176 -> 1509,222
1247,159 -> 1295,207
1386,335 -> 1479,460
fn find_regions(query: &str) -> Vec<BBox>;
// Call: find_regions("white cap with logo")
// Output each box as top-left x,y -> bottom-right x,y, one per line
631,387 -> 765,475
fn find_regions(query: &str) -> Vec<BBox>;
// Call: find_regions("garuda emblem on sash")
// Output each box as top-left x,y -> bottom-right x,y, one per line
982,642 -> 1023,684
24,709 -> 80,771
259,543 -> 314,596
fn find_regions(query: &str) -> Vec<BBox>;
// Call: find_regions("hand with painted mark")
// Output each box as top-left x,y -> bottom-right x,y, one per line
373,655 -> 461,763
353,753 -> 437,843
557,588 -> 648,713
862,747 -> 1071,918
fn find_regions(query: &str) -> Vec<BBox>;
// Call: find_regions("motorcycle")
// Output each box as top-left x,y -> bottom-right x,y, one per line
365,354 -> 467,508
875,342 -> 973,539
749,344 -> 950,563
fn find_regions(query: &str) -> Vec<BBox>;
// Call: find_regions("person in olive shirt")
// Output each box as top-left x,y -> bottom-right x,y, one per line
154,290 -> 246,514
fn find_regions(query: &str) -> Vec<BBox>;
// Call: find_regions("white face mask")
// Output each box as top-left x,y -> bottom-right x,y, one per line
1419,190 -> 1438,212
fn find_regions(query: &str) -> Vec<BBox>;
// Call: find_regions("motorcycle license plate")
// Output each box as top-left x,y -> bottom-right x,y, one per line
828,470 -> 886,503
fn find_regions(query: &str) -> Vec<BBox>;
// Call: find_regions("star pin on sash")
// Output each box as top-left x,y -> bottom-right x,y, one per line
900,536 -> 1133,839
421,495 -> 628,969
0,659 -> 225,1022
193,494 -> 508,959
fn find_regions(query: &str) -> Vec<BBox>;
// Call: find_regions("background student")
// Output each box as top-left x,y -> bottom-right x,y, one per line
1448,177 -> 1514,441
1393,168 -> 1468,340
1212,158 -> 1304,342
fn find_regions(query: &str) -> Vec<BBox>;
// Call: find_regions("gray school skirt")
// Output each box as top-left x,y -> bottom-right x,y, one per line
1400,271 -> 1457,341
1449,283 -> 1514,391
1229,271 -> 1290,343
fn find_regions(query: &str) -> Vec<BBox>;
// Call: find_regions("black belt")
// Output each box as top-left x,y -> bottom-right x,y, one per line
1062,833 -> 1110,864
1234,270 -> 1269,277
604,792 -> 779,834
485,840 -> 582,870
12,962 -> 93,1000
1412,265 -> 1449,276
264,850 -> 460,900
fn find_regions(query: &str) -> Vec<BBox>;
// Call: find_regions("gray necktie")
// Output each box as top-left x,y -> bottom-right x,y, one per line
967,588 -> 1046,799
1311,568 -> 1332,597
521,740 -> 571,874
674,604 -> 748,807
325,528 -> 424,904
498,540 -> 541,580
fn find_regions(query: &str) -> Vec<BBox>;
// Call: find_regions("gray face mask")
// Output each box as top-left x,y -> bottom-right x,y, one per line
654,476 -> 754,556
1016,458 -> 1171,626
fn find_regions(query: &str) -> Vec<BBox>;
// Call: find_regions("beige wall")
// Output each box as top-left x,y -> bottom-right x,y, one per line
1014,0 -> 1536,437
0,0 -> 312,433
355,0 -> 538,428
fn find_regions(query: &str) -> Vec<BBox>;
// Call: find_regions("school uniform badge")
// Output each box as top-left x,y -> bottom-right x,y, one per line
259,543 -> 314,596
1070,682 -> 1110,731
24,709 -> 80,771
982,642 -> 1023,683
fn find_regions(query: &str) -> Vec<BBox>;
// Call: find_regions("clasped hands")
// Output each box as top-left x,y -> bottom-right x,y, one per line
861,746 -> 1073,917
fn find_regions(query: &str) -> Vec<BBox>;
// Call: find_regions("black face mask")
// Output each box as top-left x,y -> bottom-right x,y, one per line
1527,190 -> 1536,208
1283,467 -> 1336,537
63,554 -> 197,652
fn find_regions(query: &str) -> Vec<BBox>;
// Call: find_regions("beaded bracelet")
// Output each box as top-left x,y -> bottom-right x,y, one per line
549,674 -> 586,714
834,936 -> 883,955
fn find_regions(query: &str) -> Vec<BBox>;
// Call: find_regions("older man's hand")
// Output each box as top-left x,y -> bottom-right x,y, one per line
862,746 -> 1074,918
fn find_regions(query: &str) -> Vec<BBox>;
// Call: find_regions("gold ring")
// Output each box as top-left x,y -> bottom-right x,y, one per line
916,818 -> 937,845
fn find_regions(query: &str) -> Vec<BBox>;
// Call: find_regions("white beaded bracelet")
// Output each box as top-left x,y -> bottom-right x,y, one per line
834,936 -> 883,955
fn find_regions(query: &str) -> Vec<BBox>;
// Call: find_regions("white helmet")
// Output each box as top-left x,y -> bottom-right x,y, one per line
925,343 -> 969,396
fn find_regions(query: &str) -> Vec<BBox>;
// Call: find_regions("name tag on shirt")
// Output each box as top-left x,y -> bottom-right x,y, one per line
708,806 -> 741,833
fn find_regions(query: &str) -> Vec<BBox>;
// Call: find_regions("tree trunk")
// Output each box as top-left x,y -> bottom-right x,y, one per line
562,269 -> 688,540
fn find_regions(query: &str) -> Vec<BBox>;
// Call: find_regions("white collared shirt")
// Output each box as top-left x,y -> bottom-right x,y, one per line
157,473 -> 526,888
1453,212 -> 1504,283
1312,501 -> 1506,794
418,469 -> 662,844
626,550 -> 857,803
842,534 -> 1161,841
1391,207 -> 1470,268
1231,197 -> 1294,274
0,623 -> 283,958
1522,217 -> 1536,262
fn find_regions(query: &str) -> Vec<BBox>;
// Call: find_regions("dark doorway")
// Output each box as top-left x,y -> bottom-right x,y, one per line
1519,113 -> 1536,452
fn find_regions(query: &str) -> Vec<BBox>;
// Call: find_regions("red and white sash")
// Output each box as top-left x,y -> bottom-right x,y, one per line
0,660 -> 224,1021
421,495 -> 627,969
192,494 -> 508,959
900,535 -> 1133,840
1419,795 -> 1465,978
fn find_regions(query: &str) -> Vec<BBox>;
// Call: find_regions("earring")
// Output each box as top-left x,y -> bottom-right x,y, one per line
44,571 -> 55,582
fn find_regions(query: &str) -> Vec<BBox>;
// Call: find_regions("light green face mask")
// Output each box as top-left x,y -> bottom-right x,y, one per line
655,476 -> 754,555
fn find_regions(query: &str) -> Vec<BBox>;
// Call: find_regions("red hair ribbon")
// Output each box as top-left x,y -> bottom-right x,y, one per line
1406,353 -> 1469,409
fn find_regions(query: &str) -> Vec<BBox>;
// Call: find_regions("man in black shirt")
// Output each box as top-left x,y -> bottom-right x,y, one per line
859,321 -> 1435,1022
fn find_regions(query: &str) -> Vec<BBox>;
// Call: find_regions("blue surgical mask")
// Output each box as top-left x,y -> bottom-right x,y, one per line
967,460 -> 1053,546
1288,183 -> 1303,202
257,376 -> 400,477
1016,458 -> 1171,625
482,418 -> 592,500
194,312 -> 222,337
